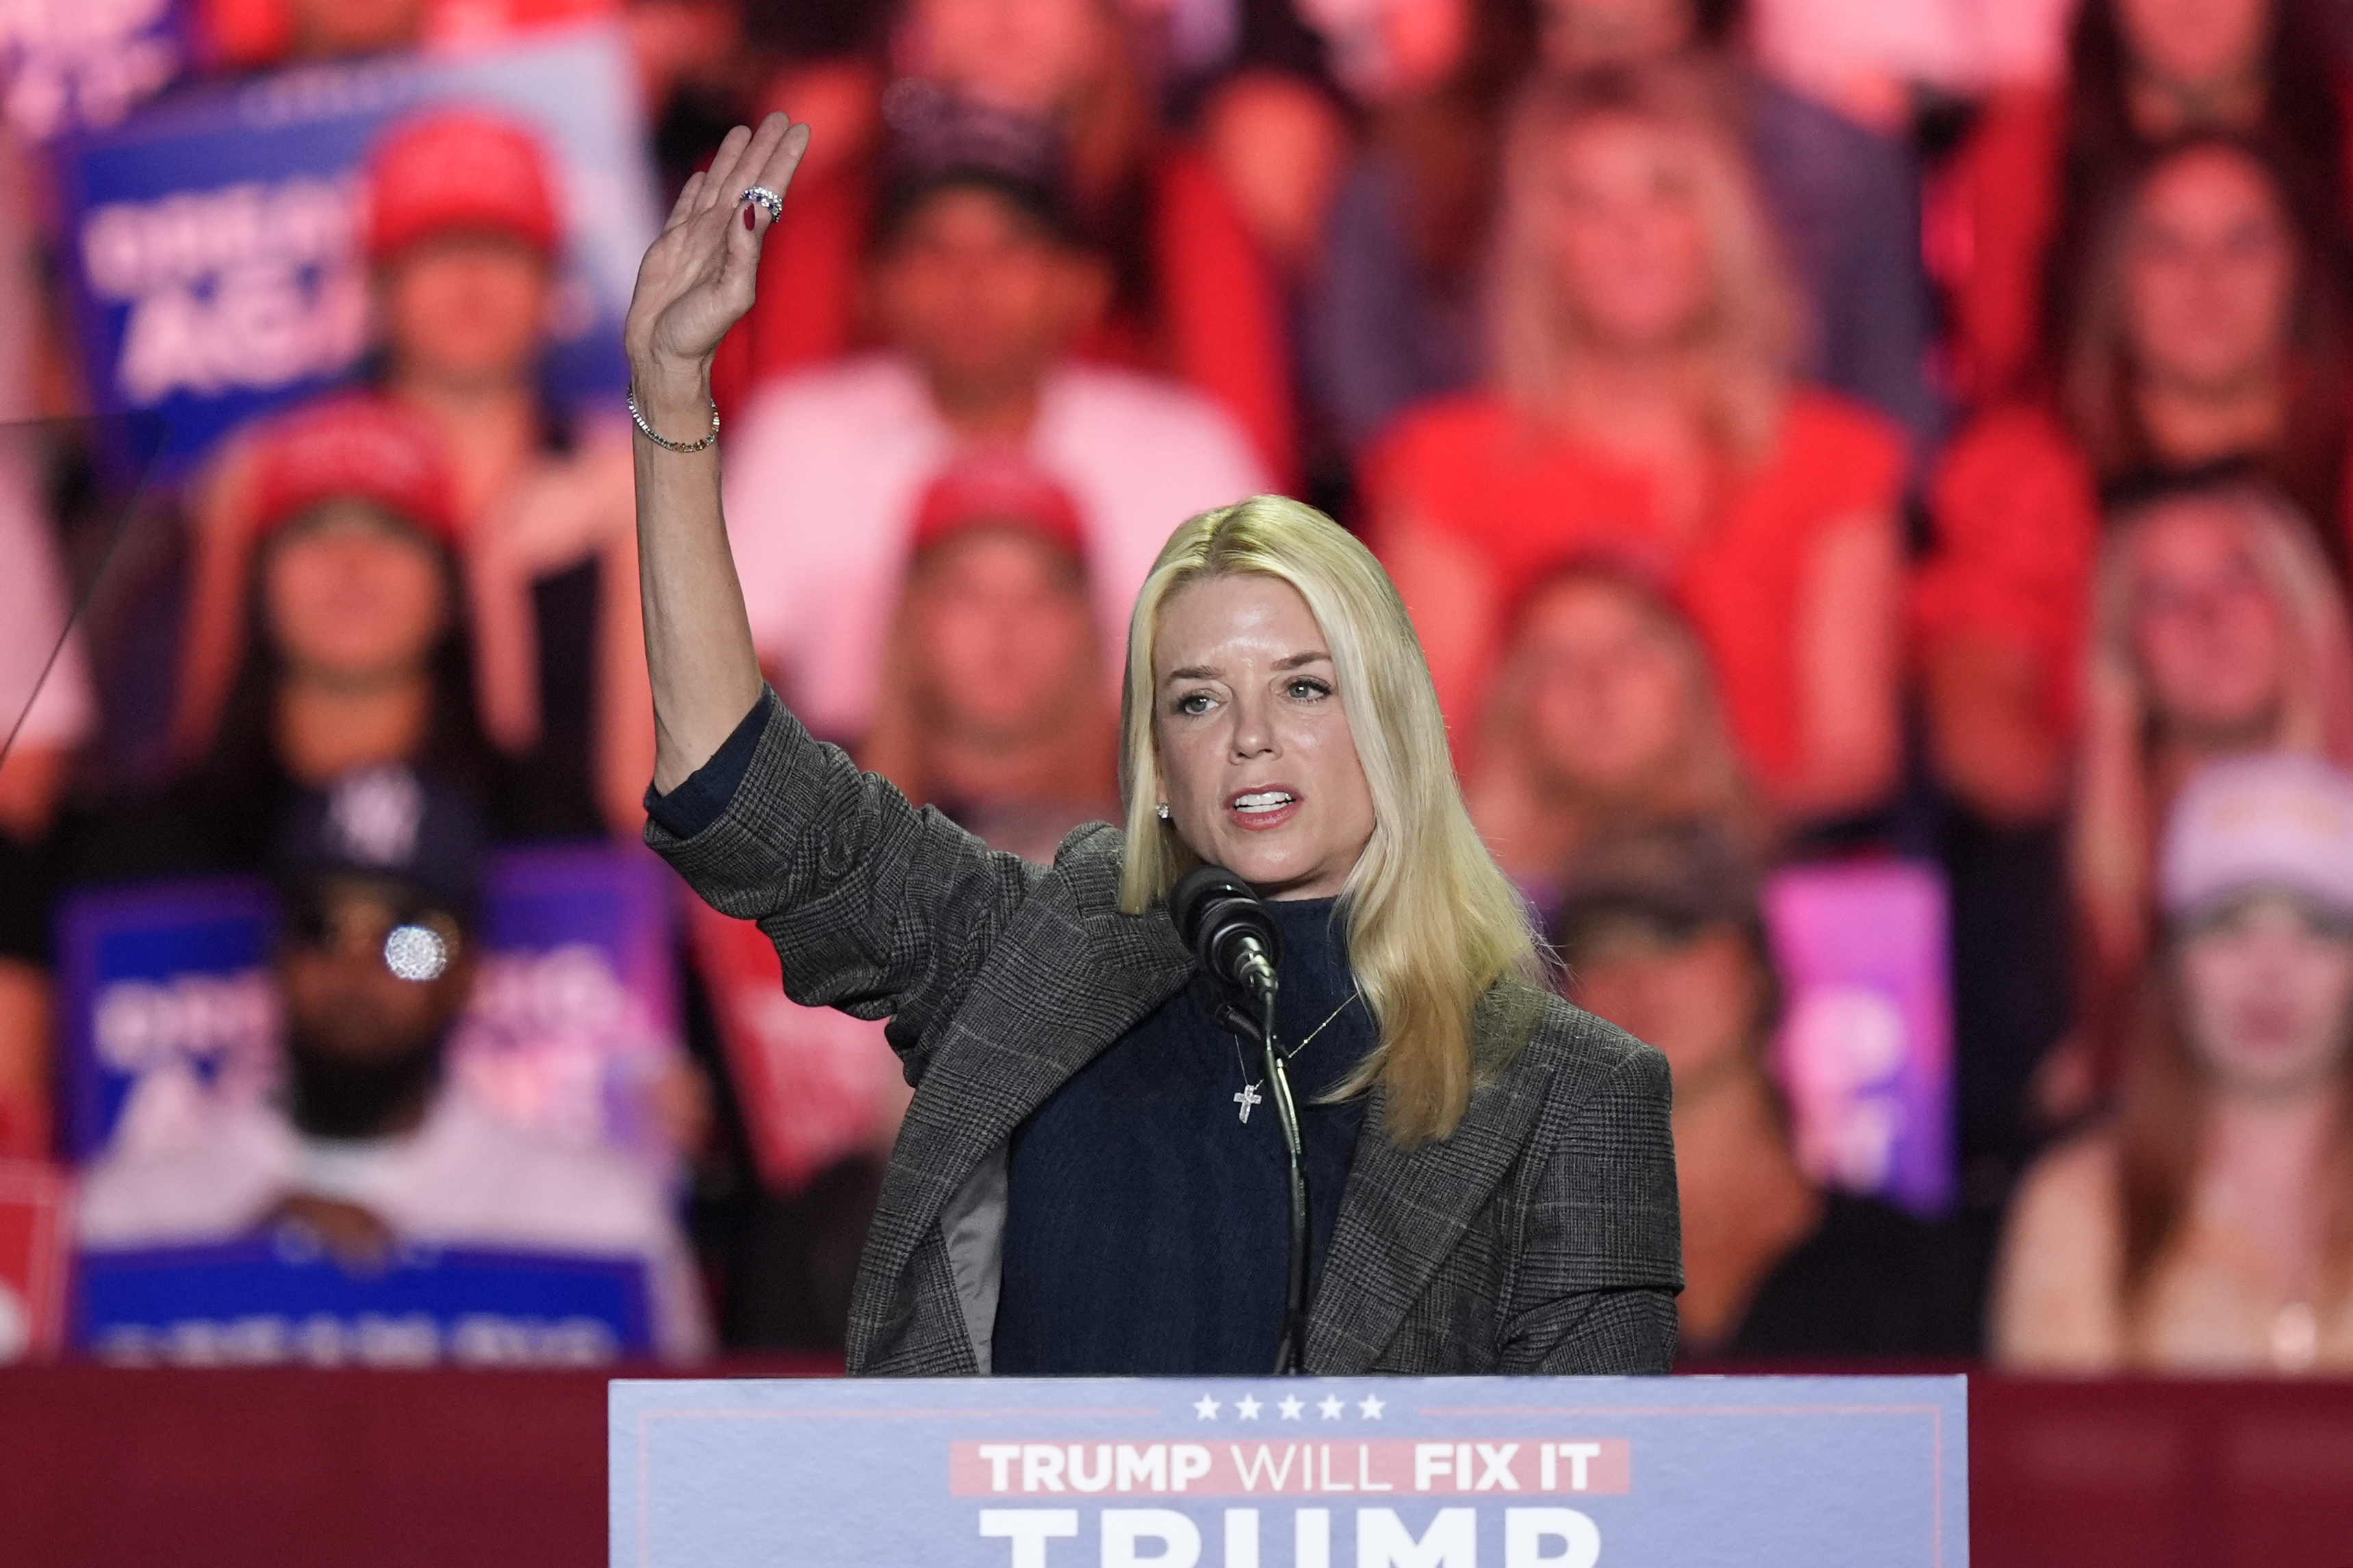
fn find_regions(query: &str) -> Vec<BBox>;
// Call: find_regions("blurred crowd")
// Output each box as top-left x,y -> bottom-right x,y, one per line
5,0 -> 2353,1376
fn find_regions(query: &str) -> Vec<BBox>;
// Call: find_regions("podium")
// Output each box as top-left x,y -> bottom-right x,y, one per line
611,1374 -> 1966,1565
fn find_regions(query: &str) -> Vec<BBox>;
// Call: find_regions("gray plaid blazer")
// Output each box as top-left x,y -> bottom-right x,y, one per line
651,691 -> 1682,1376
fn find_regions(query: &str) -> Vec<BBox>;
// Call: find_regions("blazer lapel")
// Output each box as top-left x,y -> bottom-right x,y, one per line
1306,987 -> 1555,1373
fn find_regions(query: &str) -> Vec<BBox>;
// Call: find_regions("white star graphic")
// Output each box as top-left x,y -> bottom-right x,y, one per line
1236,1396 -> 1263,1420
1194,1396 -> 1221,1420
1277,1396 -> 1305,1420
1358,1395 -> 1386,1419
1319,1396 -> 1346,1420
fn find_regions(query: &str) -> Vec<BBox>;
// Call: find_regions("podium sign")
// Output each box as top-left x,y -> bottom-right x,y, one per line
611,1374 -> 1966,1566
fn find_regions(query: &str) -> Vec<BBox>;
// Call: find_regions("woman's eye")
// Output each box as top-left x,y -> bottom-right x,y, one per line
1287,678 -> 1331,700
1174,691 -> 1216,716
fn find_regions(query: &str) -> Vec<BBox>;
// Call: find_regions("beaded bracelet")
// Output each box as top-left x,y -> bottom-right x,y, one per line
627,385 -> 721,453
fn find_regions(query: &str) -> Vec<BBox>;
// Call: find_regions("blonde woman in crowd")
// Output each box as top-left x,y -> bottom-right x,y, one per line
1996,752 -> 2353,1374
2072,474 -> 2353,1023
1369,62 -> 1905,825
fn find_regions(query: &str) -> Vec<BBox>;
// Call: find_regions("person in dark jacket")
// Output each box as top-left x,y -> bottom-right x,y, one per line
1557,823 -> 1984,1361
620,112 -> 1682,1376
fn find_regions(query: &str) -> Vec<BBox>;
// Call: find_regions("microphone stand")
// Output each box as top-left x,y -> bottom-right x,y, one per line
1256,992 -> 1311,1378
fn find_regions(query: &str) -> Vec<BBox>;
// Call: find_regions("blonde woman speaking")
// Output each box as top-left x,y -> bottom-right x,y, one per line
625,114 -> 1680,1376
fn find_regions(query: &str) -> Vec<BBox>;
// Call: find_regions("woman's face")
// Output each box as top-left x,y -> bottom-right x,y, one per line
2113,0 -> 2272,96
2178,892 -> 2353,1096
379,235 -> 552,389
913,528 -> 1097,739
2124,147 -> 2295,400
2126,499 -> 2287,744
1152,574 -> 1377,900
1536,0 -> 1696,71
1569,921 -> 1763,1092
1513,576 -> 1695,795
264,503 -> 449,684
1548,116 -> 1714,354
906,0 -> 1114,113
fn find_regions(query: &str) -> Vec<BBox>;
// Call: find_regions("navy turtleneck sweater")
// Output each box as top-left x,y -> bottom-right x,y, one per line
993,895 -> 1377,1375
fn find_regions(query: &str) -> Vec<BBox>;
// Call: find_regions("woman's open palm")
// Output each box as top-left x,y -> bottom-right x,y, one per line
626,113 -> 811,372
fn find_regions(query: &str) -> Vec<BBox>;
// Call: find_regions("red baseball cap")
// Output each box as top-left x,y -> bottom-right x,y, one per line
910,450 -> 1088,565
246,396 -> 461,545
363,107 -> 562,262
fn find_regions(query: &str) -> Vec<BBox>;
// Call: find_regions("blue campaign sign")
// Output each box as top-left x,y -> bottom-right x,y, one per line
49,21 -> 658,478
611,1374 -> 1967,1567
56,875 -> 280,1162
79,1233 -> 650,1363
57,845 -> 681,1164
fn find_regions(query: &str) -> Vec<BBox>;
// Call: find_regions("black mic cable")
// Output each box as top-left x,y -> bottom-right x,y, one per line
1172,865 -> 1312,1376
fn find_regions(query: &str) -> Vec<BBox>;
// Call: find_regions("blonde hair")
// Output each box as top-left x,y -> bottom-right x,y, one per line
1486,62 -> 1801,459
1117,496 -> 1542,1146
2072,478 -> 2353,988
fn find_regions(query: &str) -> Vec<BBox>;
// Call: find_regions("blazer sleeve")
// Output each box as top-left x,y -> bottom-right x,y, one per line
644,687 -> 1041,1079
1497,1042 -> 1685,1375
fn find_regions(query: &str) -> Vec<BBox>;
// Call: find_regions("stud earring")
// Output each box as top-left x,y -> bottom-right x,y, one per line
1156,803 -> 1171,821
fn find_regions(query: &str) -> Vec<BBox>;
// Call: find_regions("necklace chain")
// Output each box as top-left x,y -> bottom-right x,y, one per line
1231,988 -> 1362,1124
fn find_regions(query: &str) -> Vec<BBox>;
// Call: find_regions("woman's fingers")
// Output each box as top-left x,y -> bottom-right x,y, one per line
664,170 -> 705,232
709,114 -> 788,212
755,120 -> 813,205
694,123 -> 753,214
700,113 -> 795,224
726,114 -> 796,217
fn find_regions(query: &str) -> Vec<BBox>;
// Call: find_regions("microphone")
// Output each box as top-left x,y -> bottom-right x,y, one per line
1170,865 -> 1282,1005
1169,864 -> 1310,1376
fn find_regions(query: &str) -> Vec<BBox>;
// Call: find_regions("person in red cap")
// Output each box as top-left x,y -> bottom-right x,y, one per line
179,105 -> 652,838
73,394 -> 596,887
857,452 -> 1119,862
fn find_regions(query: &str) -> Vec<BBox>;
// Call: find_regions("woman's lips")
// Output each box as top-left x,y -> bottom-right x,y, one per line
1226,788 -> 1301,832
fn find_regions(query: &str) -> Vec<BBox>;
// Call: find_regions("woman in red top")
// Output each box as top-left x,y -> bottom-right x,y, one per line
1940,0 -> 2349,404
1918,133 -> 2353,827
1367,62 -> 1905,823
712,0 -> 1297,483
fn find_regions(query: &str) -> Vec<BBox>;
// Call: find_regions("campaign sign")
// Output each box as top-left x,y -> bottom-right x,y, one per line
1766,861 -> 1955,1217
57,843 -> 681,1166
78,1232 -> 650,1363
57,874 -> 279,1161
611,1375 -> 1967,1567
453,845 -> 683,1168
49,21 -> 658,478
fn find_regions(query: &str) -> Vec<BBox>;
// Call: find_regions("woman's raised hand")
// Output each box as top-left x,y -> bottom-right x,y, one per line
629,115 -> 804,782
624,113 -> 811,387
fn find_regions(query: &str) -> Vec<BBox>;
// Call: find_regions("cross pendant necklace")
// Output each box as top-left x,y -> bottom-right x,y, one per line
1232,989 -> 1362,1124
